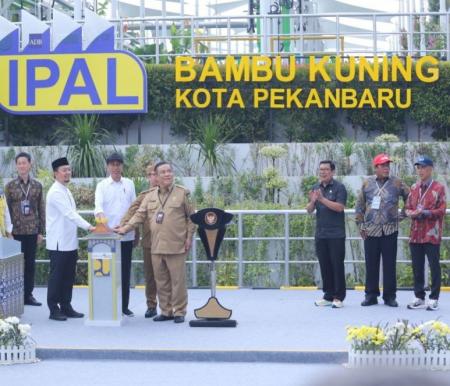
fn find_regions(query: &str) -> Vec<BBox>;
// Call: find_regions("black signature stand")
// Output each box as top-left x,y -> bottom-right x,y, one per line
189,208 -> 237,327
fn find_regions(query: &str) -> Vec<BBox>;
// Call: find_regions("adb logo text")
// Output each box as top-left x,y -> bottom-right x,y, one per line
0,9 -> 147,114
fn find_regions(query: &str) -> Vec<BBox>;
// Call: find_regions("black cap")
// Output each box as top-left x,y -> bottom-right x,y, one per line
52,157 -> 69,171
106,152 -> 124,164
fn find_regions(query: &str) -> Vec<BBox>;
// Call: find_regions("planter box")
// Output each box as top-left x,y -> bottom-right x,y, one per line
348,349 -> 450,370
0,341 -> 36,365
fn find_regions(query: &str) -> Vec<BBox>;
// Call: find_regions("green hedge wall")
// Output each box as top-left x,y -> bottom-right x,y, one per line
1,61 -> 450,144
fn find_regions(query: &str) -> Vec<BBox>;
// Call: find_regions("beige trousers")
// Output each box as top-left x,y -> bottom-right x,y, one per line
151,253 -> 187,317
143,248 -> 157,309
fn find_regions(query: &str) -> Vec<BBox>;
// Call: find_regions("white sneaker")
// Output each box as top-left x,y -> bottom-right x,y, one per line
332,299 -> 343,309
426,299 -> 439,311
407,298 -> 426,310
314,298 -> 332,307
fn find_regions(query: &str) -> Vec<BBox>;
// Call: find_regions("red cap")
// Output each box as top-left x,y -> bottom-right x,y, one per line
372,153 -> 392,166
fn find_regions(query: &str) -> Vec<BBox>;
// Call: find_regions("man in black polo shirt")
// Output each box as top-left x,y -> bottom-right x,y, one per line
307,160 -> 347,308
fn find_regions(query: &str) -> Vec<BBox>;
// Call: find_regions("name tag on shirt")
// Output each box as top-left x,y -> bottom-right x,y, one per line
371,196 -> 381,210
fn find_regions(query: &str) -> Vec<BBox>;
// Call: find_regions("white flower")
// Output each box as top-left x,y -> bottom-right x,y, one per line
0,323 -> 13,333
5,316 -> 20,324
18,324 -> 31,337
417,320 -> 434,331
394,321 -> 406,331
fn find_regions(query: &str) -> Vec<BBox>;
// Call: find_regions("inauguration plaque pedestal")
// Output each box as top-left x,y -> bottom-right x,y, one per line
189,208 -> 237,328
85,233 -> 122,327
0,238 -> 23,318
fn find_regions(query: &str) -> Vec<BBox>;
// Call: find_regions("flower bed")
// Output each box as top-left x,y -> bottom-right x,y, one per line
0,317 -> 36,365
346,320 -> 450,370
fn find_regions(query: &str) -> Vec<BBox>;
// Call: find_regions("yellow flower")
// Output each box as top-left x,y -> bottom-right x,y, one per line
431,321 -> 450,337
372,331 -> 387,345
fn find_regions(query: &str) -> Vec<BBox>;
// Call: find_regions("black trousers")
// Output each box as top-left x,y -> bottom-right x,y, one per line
47,249 -> 78,313
14,234 -> 38,299
121,241 -> 133,312
315,238 -> 346,301
410,243 -> 441,300
364,232 -> 398,301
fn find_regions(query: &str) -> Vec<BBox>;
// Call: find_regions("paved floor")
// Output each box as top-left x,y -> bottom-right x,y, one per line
2,361 -> 450,386
4,288 -> 450,386
19,287 -> 450,352
0,361 -> 344,386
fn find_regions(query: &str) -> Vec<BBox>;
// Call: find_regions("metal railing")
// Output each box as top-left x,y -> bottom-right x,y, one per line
109,12 -> 450,62
36,208 -> 450,288
6,11 -> 450,60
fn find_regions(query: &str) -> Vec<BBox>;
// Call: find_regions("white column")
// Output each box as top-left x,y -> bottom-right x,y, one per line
419,0 -> 425,55
140,0 -> 145,47
440,0 -> 446,33
111,0 -> 118,19
161,0 -> 167,48
74,0 -> 82,20
406,0 -> 412,54
259,0 -> 269,54
399,0 -> 404,31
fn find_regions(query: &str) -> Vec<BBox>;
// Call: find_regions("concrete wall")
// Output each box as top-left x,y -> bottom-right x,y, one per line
1,142 -> 449,178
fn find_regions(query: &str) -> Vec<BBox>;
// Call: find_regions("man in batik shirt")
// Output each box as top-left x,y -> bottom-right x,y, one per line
406,156 -> 446,311
355,154 -> 409,307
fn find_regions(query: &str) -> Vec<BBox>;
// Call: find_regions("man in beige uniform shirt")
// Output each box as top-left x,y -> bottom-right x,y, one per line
116,161 -> 196,323
120,163 -> 158,318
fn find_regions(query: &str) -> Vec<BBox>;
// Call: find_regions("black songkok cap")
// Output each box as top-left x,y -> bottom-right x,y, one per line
106,152 -> 124,164
52,157 -> 69,171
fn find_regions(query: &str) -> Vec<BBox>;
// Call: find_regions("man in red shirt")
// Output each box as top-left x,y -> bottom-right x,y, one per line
405,156 -> 446,311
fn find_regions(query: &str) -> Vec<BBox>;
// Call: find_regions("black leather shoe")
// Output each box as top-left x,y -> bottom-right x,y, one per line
123,309 -> 135,317
145,308 -> 157,318
25,295 -> 42,306
174,316 -> 185,324
62,308 -> 84,318
384,299 -> 399,307
153,314 -> 174,322
361,297 -> 378,306
49,310 -> 67,321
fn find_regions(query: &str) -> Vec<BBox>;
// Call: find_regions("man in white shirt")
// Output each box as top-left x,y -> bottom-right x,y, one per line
46,157 -> 94,321
95,153 -> 137,316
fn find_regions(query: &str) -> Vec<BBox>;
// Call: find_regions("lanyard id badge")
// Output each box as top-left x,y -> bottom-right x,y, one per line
20,181 -> 31,216
371,179 -> 388,210
155,211 -> 165,224
417,180 -> 433,211
21,199 -> 31,215
371,196 -> 381,210
156,186 -> 174,225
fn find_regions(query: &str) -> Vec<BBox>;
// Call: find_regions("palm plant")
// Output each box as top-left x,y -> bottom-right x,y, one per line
55,115 -> 110,177
186,114 -> 236,176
